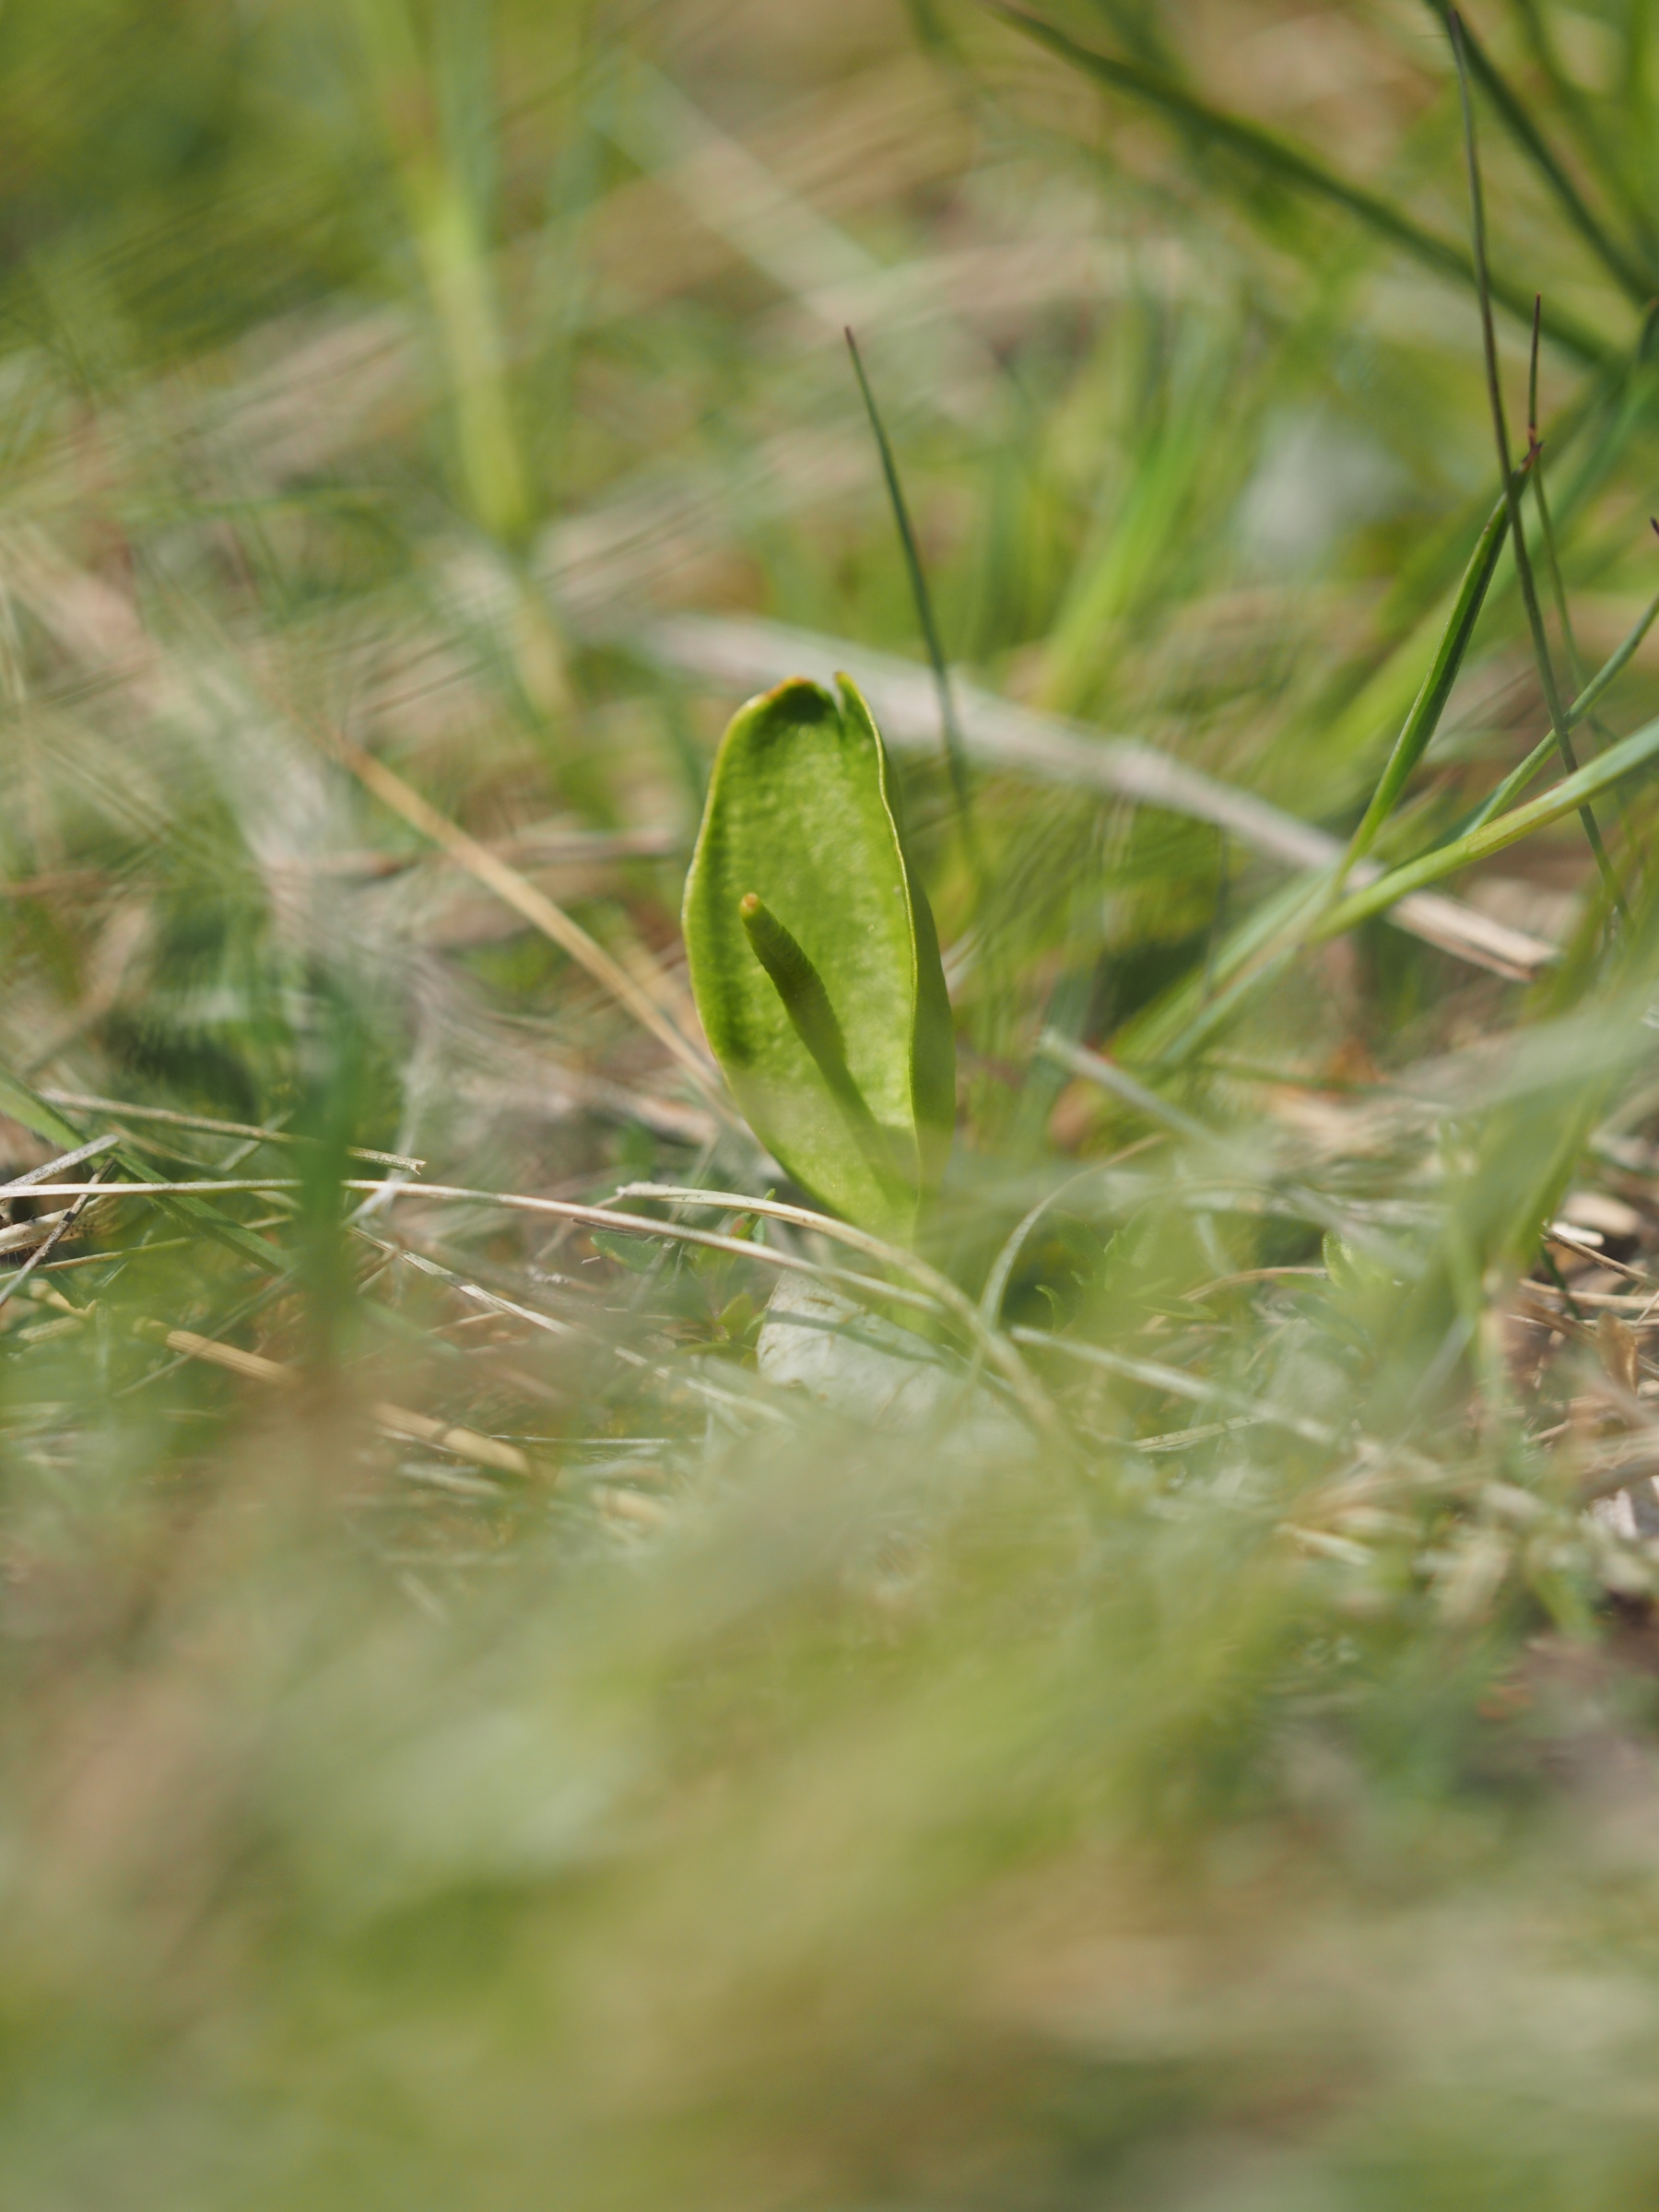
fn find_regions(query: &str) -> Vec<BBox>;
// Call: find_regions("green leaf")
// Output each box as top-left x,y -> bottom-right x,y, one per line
987,5 -> 1611,367
1453,582 -> 1659,840
0,1057 -> 282,1276
1318,709 -> 1659,941
684,674 -> 955,1241
1342,481 -> 1513,869
0,1065 -> 86,1154
1415,0 -> 1656,306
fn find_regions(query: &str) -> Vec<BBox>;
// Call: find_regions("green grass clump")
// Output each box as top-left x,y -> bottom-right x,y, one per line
12,2 -> 1659,2204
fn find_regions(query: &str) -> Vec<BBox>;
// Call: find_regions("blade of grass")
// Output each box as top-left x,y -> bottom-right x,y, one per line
0,1134 -> 121,1194
1420,0 -> 1655,305
609,62 -> 1000,428
1030,1034 -> 1408,1258
1150,663 -> 1659,1066
1137,591 -> 1659,1058
976,1161 -> 1112,1326
843,328 -> 979,865
1450,9 -> 1627,920
323,725 -> 731,1114
1036,1030 -> 1211,1144
39,1091 -> 422,1170
1425,331 -> 1659,846
1455,588 -> 1659,837
1007,1325 -> 1338,1447
1568,574 -> 1659,726
1508,0 -> 1659,270
1039,312 -> 1241,715
1525,298 -> 1594,715
1115,869 -> 1349,1069
983,4 -> 1612,366
0,1066 -> 99,1157
0,1168 -> 111,1315
0,1062 -> 285,1276
1312,359 -> 1606,782
1317,707 -> 1659,939
1341,479 -> 1516,873
348,0 -> 531,547
143,1324 -> 534,1477
1150,681 -> 1659,1062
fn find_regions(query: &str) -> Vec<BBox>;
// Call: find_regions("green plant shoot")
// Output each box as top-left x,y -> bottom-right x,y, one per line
684,675 -> 955,1241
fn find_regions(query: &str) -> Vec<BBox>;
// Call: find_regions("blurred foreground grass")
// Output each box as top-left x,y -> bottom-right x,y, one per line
15,1 -> 1659,2204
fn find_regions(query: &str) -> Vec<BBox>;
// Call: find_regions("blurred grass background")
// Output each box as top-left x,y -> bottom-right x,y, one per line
14,1 -> 1659,2205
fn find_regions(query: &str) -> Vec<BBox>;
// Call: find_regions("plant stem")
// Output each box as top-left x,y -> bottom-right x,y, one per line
844,327 -> 982,879
1449,10 -> 1627,921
